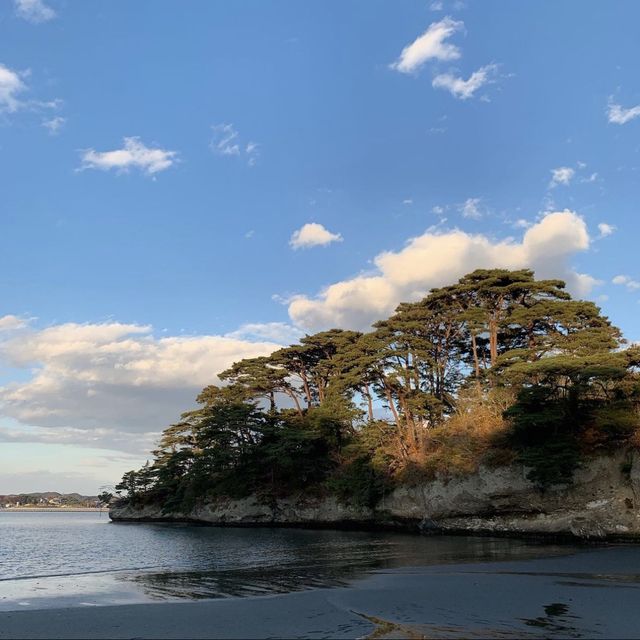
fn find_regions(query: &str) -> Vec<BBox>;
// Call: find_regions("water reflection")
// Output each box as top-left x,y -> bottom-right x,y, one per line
521,602 -> 581,637
0,512 -> 593,612
118,530 -> 582,601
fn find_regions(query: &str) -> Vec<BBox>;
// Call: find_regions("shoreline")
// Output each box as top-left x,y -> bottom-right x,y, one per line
2,545 -> 640,638
109,512 -> 640,543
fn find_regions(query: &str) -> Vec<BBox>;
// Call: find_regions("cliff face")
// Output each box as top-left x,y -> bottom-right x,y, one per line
110,449 -> 640,539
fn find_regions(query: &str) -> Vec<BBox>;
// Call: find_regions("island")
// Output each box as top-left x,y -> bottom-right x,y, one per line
110,269 -> 640,539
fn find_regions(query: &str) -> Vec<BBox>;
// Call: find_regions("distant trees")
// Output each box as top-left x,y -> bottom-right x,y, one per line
115,269 -> 640,505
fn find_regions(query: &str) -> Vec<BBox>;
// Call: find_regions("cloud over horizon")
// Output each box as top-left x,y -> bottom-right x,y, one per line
0,320 -> 281,454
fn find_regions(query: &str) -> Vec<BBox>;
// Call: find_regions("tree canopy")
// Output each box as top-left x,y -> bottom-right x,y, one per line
114,269 -> 640,507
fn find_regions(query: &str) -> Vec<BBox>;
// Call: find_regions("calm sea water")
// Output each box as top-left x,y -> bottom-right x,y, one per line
0,511 -> 587,611
4,513 -> 640,638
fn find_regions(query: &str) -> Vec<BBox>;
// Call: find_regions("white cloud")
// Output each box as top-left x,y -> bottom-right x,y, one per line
287,211 -> 597,332
549,166 -> 575,188
390,17 -> 464,74
0,63 -> 61,120
403,199 -> 413,205
0,315 -> 28,331
42,115 -> 65,135
612,275 -> 640,291
245,141 -> 260,166
210,123 -> 259,166
429,1 -> 444,10
14,0 -> 56,23
607,99 -> 640,125
0,321 -> 281,453
79,137 -> 177,175
597,222 -> 616,238
432,64 -> 498,100
211,123 -> 240,156
290,222 -> 343,250
460,197 -> 482,219
0,63 -> 27,113
0,425 -> 155,457
547,163 -> 598,188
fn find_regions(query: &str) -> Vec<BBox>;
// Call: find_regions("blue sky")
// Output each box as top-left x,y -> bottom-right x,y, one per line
1,0 -> 639,493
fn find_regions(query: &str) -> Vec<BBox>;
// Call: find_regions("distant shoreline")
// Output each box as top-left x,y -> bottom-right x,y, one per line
0,507 -> 103,512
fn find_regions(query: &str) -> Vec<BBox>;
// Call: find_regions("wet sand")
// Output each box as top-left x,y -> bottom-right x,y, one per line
1,546 -> 640,639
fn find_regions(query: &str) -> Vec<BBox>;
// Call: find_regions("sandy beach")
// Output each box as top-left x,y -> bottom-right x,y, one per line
2,545 -> 640,639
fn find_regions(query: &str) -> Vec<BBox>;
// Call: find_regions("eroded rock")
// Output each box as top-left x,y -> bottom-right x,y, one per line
109,449 -> 640,540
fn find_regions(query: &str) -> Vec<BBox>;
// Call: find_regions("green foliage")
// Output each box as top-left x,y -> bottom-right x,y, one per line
505,384 -> 581,487
247,410 -> 341,497
504,362 -> 640,488
328,456 -> 391,509
327,420 -> 397,508
591,402 -> 639,443
517,437 -> 581,488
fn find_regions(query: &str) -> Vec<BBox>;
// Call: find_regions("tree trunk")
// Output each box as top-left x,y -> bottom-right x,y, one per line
300,372 -> 313,407
363,386 -> 374,422
471,332 -> 481,378
527,322 -> 538,361
489,316 -> 498,367
287,390 -> 304,418
384,387 -> 401,426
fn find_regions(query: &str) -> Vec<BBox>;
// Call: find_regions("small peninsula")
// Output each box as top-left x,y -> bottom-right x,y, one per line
110,269 -> 640,538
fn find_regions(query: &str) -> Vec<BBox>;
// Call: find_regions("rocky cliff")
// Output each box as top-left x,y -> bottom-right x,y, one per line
110,449 -> 640,539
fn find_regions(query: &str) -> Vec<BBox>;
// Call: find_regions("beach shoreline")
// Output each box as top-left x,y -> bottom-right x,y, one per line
2,545 -> 640,639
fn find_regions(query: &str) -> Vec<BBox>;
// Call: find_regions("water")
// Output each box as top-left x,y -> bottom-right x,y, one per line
4,513 -> 640,637
0,511 -> 583,612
